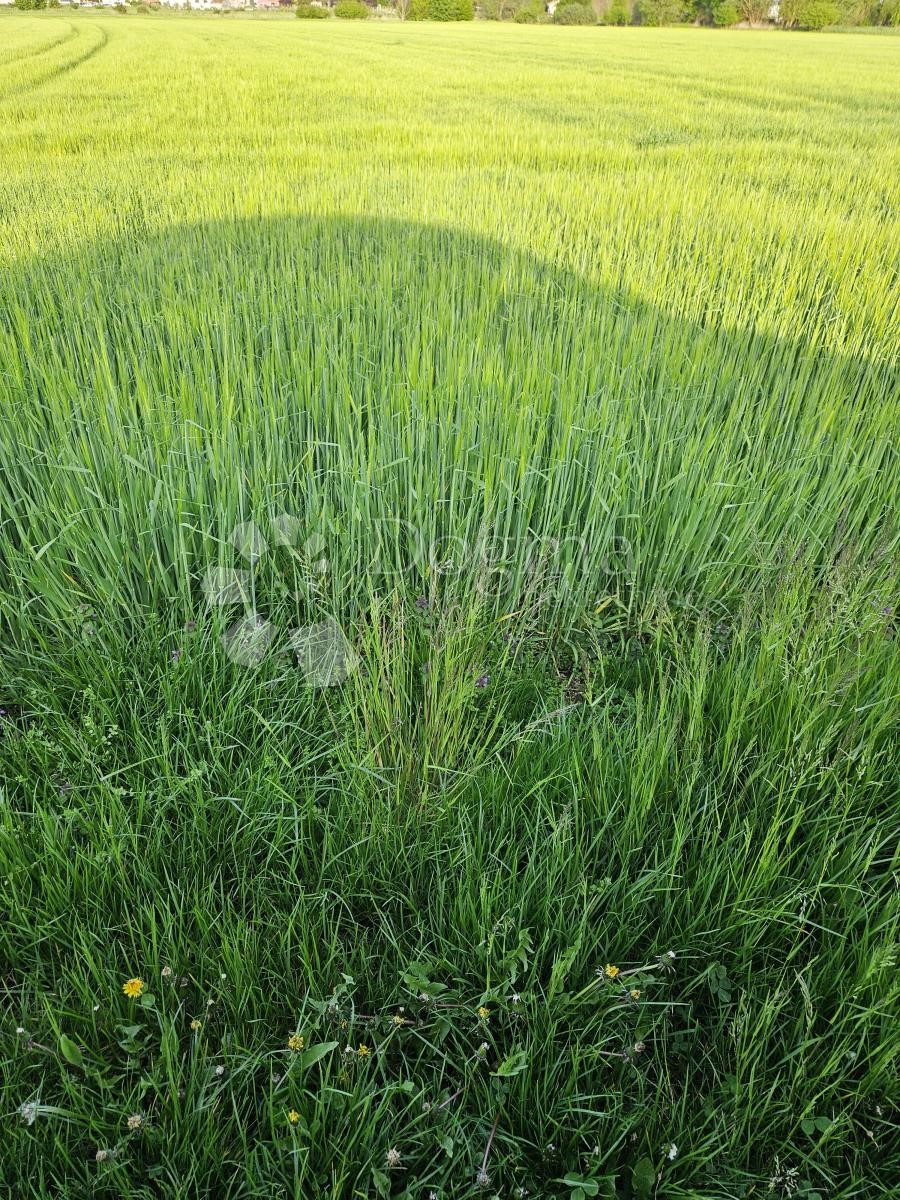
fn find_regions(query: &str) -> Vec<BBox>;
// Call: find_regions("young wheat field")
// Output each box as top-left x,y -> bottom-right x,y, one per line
0,11 -> 898,1199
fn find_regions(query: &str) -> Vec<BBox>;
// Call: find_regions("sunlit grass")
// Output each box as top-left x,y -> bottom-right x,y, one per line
0,12 -> 897,1199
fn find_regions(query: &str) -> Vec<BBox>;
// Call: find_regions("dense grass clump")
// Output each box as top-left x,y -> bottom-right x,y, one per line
0,12 -> 898,1199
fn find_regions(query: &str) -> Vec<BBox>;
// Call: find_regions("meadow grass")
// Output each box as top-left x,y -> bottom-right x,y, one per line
0,12 -> 898,1199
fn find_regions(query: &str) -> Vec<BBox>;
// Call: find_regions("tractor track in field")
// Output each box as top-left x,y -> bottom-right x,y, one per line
0,23 -> 109,105
0,22 -> 80,71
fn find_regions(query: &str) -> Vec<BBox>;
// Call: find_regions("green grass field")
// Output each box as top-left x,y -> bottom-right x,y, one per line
1,11 -> 898,1198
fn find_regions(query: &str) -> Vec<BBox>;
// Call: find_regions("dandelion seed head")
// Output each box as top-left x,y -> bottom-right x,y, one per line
385,1147 -> 402,1168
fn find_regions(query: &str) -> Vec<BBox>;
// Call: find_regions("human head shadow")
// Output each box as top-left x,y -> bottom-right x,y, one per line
0,215 -> 895,626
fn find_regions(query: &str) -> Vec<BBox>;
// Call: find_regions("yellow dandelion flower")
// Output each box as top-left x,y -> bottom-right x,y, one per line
392,1013 -> 406,1027
287,1034 -> 305,1052
478,1006 -> 490,1021
604,964 -> 620,979
357,1044 -> 370,1057
122,978 -> 145,999
288,1109 -> 300,1125
630,989 -> 641,1000
190,1018 -> 202,1031
126,1113 -> 142,1131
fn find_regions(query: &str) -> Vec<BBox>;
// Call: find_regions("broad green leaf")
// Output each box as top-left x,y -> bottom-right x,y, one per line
300,1041 -> 338,1069
491,1049 -> 529,1077
371,1168 -> 390,1198
632,1156 -> 656,1200
59,1034 -> 83,1068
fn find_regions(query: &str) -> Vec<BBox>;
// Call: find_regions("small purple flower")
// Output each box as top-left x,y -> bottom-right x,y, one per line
184,620 -> 197,633
415,596 -> 428,611
475,673 -> 490,690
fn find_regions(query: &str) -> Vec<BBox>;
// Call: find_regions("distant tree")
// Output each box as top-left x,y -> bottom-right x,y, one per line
712,0 -> 739,19
634,0 -> 685,20
483,0 -> 541,17
739,0 -> 770,19
605,0 -> 631,18
552,0 -> 597,17
513,0 -> 544,17
409,0 -> 473,15
779,0 -> 838,23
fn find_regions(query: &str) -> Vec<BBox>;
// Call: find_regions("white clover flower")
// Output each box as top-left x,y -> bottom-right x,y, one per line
667,1142 -> 678,1160
20,1101 -> 38,1126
